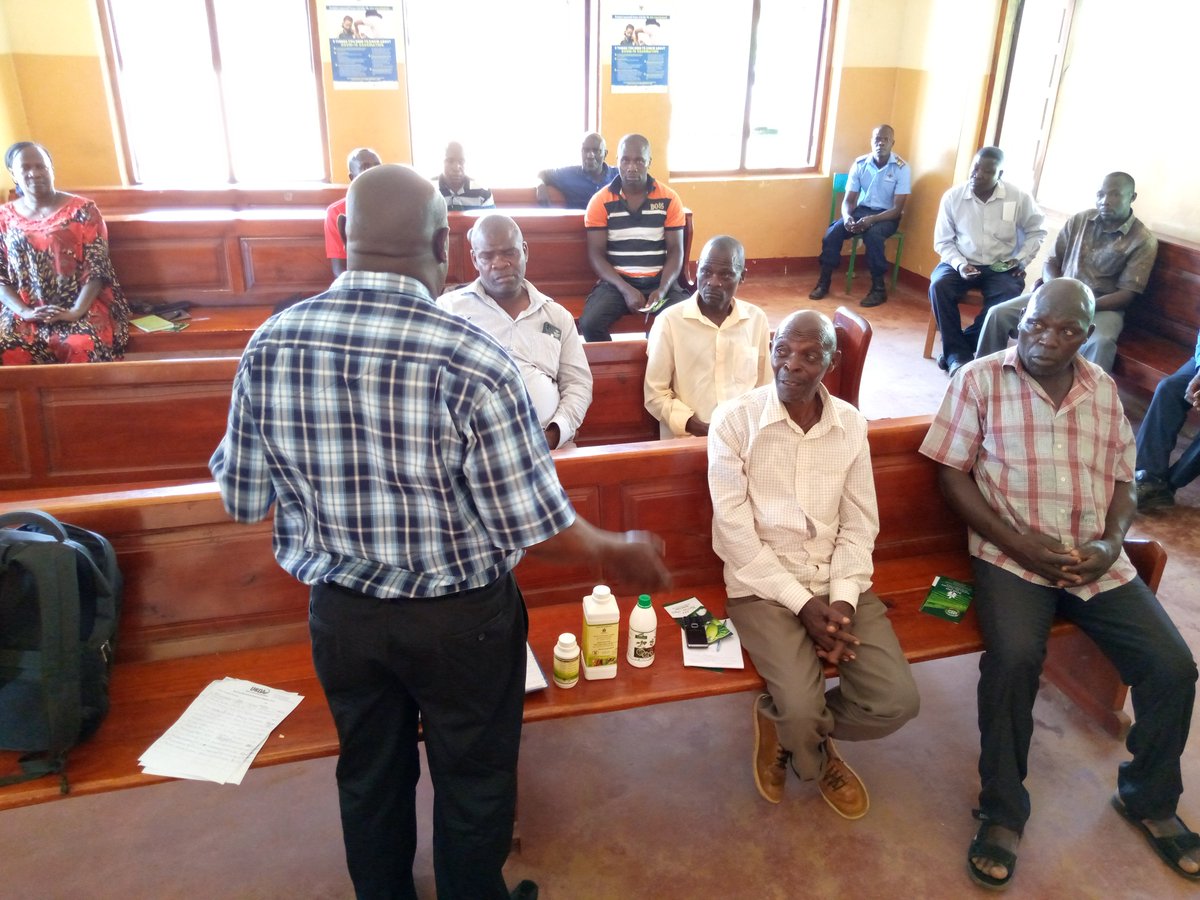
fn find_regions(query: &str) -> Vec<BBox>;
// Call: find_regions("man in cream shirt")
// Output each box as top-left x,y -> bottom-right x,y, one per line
644,235 -> 770,439
439,214 -> 592,449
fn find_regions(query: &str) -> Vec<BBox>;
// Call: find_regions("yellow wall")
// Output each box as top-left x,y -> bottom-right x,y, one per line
0,8 -> 27,154
0,0 -> 118,184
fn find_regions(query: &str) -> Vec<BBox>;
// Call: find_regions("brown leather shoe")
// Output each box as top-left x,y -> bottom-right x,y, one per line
753,694 -> 788,803
818,738 -> 869,819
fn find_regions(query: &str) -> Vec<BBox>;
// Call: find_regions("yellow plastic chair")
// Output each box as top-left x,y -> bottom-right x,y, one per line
830,173 -> 904,293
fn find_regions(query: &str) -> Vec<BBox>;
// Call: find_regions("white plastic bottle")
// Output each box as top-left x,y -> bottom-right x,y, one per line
626,594 -> 656,668
581,584 -> 620,680
553,633 -> 581,688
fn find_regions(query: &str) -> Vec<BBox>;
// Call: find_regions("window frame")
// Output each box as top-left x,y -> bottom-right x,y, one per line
669,0 -> 838,179
982,0 -> 1077,198
95,0 -> 331,186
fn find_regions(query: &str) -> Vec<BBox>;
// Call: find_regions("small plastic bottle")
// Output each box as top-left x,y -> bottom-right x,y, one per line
626,594 -> 657,667
581,584 -> 620,680
553,633 -> 581,688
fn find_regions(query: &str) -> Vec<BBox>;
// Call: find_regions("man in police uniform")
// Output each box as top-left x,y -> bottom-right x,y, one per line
809,125 -> 910,308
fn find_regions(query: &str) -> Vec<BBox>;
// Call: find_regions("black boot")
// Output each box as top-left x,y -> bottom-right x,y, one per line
860,274 -> 887,307
809,268 -> 833,299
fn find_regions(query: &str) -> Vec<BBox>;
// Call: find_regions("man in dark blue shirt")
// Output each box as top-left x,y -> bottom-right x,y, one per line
536,132 -> 618,209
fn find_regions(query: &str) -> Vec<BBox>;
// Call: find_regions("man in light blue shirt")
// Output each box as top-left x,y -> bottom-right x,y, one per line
810,125 -> 910,308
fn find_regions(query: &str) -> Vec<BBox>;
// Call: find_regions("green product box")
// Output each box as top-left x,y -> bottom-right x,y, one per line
920,575 -> 973,623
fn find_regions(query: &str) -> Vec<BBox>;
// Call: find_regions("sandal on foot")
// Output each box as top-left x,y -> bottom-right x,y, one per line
1111,793 -> 1200,881
967,813 -> 1017,891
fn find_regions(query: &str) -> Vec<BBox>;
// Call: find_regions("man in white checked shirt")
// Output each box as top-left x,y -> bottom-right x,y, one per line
921,279 -> 1198,889
708,310 -> 919,820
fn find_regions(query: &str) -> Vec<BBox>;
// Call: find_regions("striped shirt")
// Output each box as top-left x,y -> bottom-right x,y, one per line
584,173 -> 686,287
919,346 -> 1137,598
708,384 -> 878,613
209,270 -> 575,599
434,175 -> 495,210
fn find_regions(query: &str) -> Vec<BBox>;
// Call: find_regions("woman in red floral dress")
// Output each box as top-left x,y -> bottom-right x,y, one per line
0,141 -> 129,364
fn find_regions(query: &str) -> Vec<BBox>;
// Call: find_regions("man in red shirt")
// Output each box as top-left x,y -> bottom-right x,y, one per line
324,147 -> 381,276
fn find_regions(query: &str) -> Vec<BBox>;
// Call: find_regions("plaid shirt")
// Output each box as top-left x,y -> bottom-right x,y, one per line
708,384 -> 878,612
210,271 -> 575,598
919,346 -> 1136,598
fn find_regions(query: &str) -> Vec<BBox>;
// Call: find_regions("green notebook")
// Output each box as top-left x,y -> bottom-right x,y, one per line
920,575 -> 973,623
131,314 -> 189,333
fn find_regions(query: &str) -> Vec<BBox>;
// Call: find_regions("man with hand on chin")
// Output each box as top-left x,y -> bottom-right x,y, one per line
921,279 -> 1198,890
708,310 -> 919,818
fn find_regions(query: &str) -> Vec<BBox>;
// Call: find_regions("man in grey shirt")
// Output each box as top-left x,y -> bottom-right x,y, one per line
974,172 -> 1157,372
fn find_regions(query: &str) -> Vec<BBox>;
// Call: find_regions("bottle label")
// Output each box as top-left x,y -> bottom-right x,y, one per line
553,653 -> 580,686
629,628 -> 656,660
582,621 -> 619,667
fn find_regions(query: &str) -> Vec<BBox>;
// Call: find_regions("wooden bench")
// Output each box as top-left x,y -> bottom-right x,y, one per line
0,416 -> 1161,810
1,308 -> 872,494
92,192 -> 693,353
1113,236 -> 1200,397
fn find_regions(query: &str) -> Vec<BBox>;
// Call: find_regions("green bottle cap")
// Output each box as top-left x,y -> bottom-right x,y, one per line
637,594 -> 652,607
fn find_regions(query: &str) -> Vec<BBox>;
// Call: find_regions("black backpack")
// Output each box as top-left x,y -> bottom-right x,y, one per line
0,510 -> 122,791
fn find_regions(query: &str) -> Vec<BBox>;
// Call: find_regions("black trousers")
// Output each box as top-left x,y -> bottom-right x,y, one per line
310,573 -> 528,900
972,559 -> 1196,833
578,277 -> 689,341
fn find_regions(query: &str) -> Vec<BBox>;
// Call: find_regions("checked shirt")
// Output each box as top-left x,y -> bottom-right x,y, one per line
210,270 -> 574,599
920,346 -> 1137,598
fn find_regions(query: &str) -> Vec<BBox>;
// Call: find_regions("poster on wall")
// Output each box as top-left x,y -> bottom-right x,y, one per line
611,12 -> 670,93
327,4 -> 399,89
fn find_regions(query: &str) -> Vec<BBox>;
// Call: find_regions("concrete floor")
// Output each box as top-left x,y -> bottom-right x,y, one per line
5,275 -> 1199,899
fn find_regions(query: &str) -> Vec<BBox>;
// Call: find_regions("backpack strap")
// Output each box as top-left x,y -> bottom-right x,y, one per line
0,515 -> 82,792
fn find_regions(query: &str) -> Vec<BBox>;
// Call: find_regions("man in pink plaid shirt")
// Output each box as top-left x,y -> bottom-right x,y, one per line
921,278 -> 1198,889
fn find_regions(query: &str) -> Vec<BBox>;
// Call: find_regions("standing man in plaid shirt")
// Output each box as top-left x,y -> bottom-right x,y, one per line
920,279 -> 1198,889
211,165 -> 669,900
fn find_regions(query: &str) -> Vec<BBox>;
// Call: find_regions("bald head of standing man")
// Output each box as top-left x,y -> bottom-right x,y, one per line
211,164 -> 668,898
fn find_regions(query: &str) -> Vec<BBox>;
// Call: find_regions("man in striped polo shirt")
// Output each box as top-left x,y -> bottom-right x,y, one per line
434,141 -> 494,211
579,133 -> 689,341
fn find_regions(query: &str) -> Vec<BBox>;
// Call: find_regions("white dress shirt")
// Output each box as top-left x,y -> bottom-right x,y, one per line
933,180 -> 1046,271
438,278 -> 592,447
644,295 -> 771,439
708,384 -> 878,612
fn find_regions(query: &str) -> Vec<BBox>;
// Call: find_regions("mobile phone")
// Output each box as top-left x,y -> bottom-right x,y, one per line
684,615 -> 708,647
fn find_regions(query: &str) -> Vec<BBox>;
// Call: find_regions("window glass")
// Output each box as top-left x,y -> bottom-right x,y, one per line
106,0 -> 325,184
403,0 -> 588,186
669,0 -> 831,173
